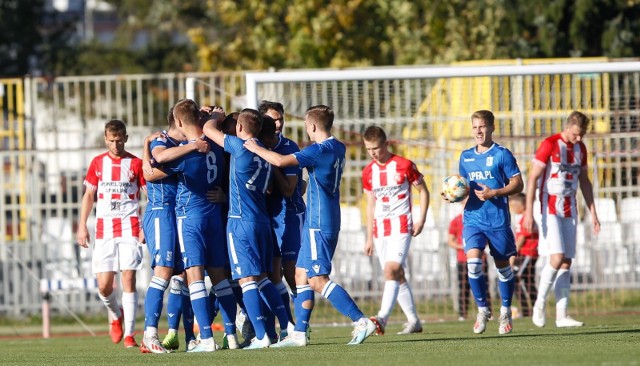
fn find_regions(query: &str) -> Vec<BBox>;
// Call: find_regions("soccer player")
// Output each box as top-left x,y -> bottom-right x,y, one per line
139,108 -> 209,353
523,111 -> 601,328
76,119 -> 145,348
244,104 -> 376,347
203,108 -> 293,350
449,110 -> 523,335
361,125 -> 428,335
259,101 -> 306,323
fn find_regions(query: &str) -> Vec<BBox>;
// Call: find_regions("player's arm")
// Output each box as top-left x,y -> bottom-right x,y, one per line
272,168 -> 298,197
475,174 -> 523,201
515,233 -> 526,252
153,140 -> 209,164
579,165 -> 601,235
447,221 -> 463,251
244,139 -> 299,167
412,180 -> 430,237
523,163 -> 545,232
202,114 -> 226,147
364,190 -> 376,257
76,187 -> 96,248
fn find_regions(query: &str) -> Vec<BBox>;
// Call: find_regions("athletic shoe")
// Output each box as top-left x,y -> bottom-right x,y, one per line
397,321 -> 423,335
161,332 -> 179,350
369,316 -> 386,335
187,339 -> 199,352
140,334 -> 170,354
279,322 -> 295,342
347,318 -> 376,345
271,331 -> 307,348
186,338 -> 216,353
473,310 -> 491,334
236,310 -> 256,343
222,333 -> 240,350
532,305 -> 546,328
556,316 -> 584,328
305,325 -> 311,344
110,311 -> 124,344
124,335 -> 139,348
498,312 -> 513,334
242,336 -> 271,350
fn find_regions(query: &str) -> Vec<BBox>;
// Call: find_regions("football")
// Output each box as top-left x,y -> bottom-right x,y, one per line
442,174 -> 469,203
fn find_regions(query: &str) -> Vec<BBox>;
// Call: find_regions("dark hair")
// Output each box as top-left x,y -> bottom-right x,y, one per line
258,100 -> 284,116
221,112 -> 239,135
167,106 -> 175,128
362,125 -> 387,143
471,110 -> 495,127
565,111 -> 590,131
306,104 -> 334,131
259,115 -> 277,142
105,119 -> 127,136
238,108 -> 263,136
173,99 -> 199,126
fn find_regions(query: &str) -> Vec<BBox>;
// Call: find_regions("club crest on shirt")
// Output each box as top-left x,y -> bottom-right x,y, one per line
166,251 -> 173,262
486,156 -> 494,167
395,173 -> 404,184
155,254 -> 161,263
312,264 -> 320,273
127,169 -> 135,181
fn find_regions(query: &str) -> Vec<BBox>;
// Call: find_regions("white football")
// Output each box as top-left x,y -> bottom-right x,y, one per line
442,174 -> 469,203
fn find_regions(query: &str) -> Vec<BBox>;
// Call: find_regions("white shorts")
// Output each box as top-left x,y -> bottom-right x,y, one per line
92,237 -> 144,274
540,212 -> 577,258
374,233 -> 412,268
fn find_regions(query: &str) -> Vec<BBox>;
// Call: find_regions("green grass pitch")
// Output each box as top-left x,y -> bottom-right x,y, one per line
1,315 -> 639,366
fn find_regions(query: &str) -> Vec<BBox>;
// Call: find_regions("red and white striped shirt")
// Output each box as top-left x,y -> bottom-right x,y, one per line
533,133 -> 587,218
83,152 -> 145,239
362,154 -> 423,238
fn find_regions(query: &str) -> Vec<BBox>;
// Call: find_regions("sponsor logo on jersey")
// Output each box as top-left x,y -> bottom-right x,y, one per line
468,171 -> 495,181
464,158 -> 475,162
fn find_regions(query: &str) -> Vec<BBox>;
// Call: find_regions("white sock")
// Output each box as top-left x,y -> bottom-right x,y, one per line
98,291 -> 121,320
500,306 -> 511,316
535,264 -> 558,308
377,280 -> 400,323
145,326 -> 158,338
554,269 -> 571,319
122,291 -> 138,337
396,282 -> 419,324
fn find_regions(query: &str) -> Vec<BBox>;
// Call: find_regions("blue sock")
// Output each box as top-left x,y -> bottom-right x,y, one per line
293,285 -> 314,332
257,278 -> 289,330
496,266 -> 515,308
189,280 -> 213,340
166,276 -> 184,331
467,258 -> 489,308
208,287 -> 219,322
181,285 -> 195,342
262,301 -> 278,340
275,281 -> 293,323
321,281 -> 363,322
213,279 -> 238,335
241,281 -> 266,340
230,279 -> 247,314
144,276 -> 169,329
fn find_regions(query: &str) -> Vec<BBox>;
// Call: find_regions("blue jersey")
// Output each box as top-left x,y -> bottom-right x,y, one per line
224,135 -> 271,224
267,135 -> 306,219
166,139 -> 226,219
294,136 -> 345,232
459,142 -> 521,230
145,134 -> 179,209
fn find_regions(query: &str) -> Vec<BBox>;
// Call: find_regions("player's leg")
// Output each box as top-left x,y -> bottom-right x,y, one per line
118,237 -> 144,347
555,217 -> 582,327
487,229 -> 517,335
162,275 -> 185,350
533,213 -> 563,327
95,267 -> 123,344
463,227 -> 491,334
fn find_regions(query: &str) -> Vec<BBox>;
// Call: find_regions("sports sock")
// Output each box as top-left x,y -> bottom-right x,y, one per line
241,281 -> 267,340
189,280 -> 213,340
535,264 -> 559,308
467,258 -> 489,308
257,278 -> 289,331
213,279 -> 239,335
181,284 -> 195,342
554,269 -> 571,319
321,280 -> 363,322
377,280 -> 400,322
208,287 -> 219,321
229,279 -> 247,313
144,276 -> 169,331
496,265 -> 515,308
166,276 -> 184,331
275,281 -> 294,323
293,285 -> 314,333
397,281 -> 419,324
122,291 -> 138,337
99,291 -> 121,320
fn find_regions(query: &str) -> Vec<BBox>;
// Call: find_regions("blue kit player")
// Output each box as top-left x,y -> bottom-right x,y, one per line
448,110 -> 523,335
244,104 -> 376,347
203,108 -> 293,349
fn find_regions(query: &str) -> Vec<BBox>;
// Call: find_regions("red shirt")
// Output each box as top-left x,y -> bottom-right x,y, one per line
514,213 -> 539,258
533,133 -> 587,218
83,152 -> 145,239
448,214 -> 466,263
362,154 -> 423,238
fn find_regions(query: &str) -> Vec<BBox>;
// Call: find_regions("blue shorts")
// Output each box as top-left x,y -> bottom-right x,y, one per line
142,207 -> 183,271
271,212 -> 304,262
297,228 -> 338,278
227,218 -> 273,280
463,226 -> 516,261
178,215 -> 226,269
